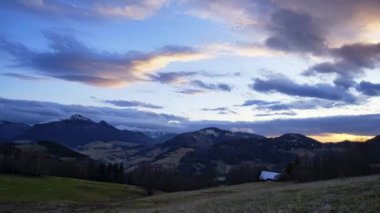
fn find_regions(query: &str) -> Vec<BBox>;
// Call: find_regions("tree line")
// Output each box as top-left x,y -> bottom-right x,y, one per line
0,142 -> 125,183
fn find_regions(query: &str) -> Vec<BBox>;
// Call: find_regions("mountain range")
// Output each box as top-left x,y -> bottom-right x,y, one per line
1,114 -> 380,179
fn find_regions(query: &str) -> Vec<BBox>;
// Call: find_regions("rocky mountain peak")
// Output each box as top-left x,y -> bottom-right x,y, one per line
68,114 -> 92,122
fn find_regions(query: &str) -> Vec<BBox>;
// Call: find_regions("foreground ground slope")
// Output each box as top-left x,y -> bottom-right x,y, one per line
0,175 -> 379,212
126,175 -> 380,213
0,175 -> 144,212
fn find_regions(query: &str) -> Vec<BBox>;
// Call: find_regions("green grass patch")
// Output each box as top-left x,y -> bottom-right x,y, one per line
0,175 -> 144,203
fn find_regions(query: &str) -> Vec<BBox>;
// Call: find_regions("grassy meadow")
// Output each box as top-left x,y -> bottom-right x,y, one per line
0,174 -> 379,212
0,175 -> 143,203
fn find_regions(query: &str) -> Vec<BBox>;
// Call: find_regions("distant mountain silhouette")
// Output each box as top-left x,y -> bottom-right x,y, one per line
17,114 -> 153,147
161,127 -> 266,150
270,133 -> 322,150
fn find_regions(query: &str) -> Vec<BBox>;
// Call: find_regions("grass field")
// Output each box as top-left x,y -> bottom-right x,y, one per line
0,175 -> 143,203
0,174 -> 379,212
124,175 -> 380,213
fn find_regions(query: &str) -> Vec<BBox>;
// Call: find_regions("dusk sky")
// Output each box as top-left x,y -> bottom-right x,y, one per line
1,0 -> 380,142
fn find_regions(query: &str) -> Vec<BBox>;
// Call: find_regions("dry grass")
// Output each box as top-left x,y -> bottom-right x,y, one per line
122,175 -> 380,213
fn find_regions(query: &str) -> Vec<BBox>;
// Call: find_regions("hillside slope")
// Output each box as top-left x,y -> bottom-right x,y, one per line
0,175 -> 379,212
126,175 -> 380,212
0,175 -> 144,203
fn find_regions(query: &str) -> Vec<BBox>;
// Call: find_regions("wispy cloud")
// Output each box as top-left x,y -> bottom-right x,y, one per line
177,89 -> 206,95
238,99 -> 348,111
237,100 -> 280,107
101,99 -> 163,109
250,76 -> 357,103
1,73 -> 47,81
255,111 -> 296,117
1,0 -> 169,20
149,72 -> 233,94
190,80 -> 232,92
201,107 -> 236,115
0,32 -> 209,87
148,72 -> 197,85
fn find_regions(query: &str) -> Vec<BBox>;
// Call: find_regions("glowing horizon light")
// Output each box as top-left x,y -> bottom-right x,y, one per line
309,133 -> 374,143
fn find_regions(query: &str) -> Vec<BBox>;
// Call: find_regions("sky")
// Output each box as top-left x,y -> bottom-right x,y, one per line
0,0 -> 380,142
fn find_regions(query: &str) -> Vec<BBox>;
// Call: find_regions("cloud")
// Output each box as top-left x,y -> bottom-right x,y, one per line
0,32 -> 209,87
1,97 -> 379,136
255,111 -> 296,117
201,107 -> 236,115
148,72 -> 233,94
190,80 -> 232,92
177,89 -> 206,95
101,100 -> 163,109
275,0 -> 380,42
238,99 -> 347,111
357,81 -> 380,96
0,97 -> 184,131
250,76 -> 357,103
237,100 -> 279,107
187,0 -> 380,43
1,73 -> 47,81
265,9 -> 327,54
304,42 -> 380,88
206,43 -> 278,57
1,0 -> 169,20
184,0 -> 272,27
148,71 -> 197,84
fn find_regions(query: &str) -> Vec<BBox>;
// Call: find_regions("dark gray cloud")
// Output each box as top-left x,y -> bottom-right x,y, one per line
149,72 -> 197,84
177,89 -> 205,95
101,100 -> 163,109
357,81 -> 380,96
201,107 -> 236,115
265,9 -> 327,54
237,100 -> 280,107
149,72 -> 235,94
333,43 -> 380,68
250,77 -> 357,103
238,99 -> 346,111
255,111 -> 297,117
190,80 -> 232,92
0,32 -> 204,87
304,43 -> 380,88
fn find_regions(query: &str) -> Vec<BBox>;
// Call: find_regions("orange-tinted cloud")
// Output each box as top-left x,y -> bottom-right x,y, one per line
0,33 -> 210,87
